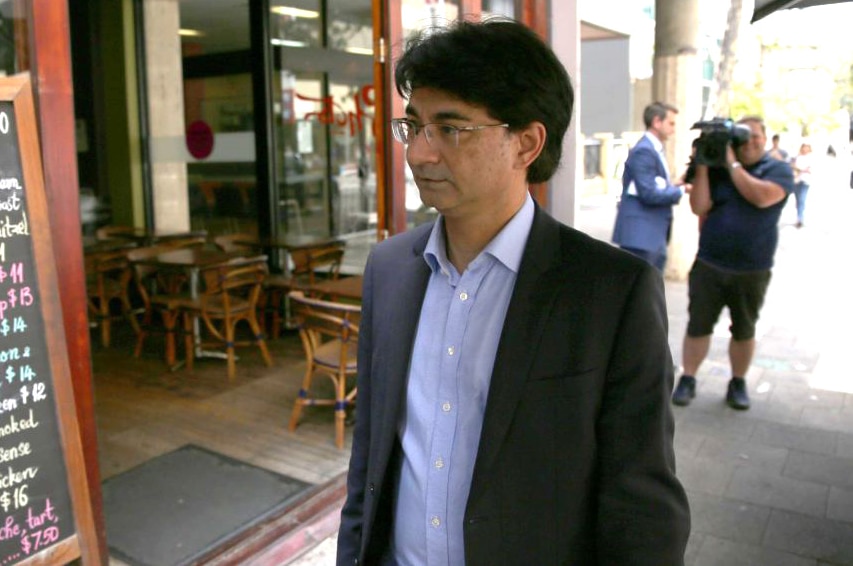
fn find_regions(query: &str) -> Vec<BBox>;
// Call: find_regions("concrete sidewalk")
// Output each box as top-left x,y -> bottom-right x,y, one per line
672,182 -> 853,564
586,160 -> 853,565
292,161 -> 853,565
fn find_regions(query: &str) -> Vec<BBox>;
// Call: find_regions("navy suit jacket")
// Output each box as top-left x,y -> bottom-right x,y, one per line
612,134 -> 683,255
338,205 -> 690,565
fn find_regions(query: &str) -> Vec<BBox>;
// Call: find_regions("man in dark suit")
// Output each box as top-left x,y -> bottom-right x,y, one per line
612,102 -> 687,271
337,19 -> 690,565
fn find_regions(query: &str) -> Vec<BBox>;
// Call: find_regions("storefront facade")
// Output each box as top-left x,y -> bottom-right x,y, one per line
3,0 -> 576,561
72,0 -> 531,270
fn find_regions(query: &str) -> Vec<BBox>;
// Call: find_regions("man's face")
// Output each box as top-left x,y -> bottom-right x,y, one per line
403,87 -> 528,222
736,121 -> 766,165
652,111 -> 677,142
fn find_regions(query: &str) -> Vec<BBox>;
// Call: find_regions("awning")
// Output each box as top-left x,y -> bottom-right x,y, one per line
751,0 -> 853,22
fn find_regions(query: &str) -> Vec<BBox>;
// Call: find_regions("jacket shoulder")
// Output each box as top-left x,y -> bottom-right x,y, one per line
557,220 -> 652,276
531,209 -> 651,277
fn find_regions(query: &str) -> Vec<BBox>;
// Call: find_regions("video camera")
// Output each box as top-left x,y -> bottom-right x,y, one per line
690,118 -> 752,168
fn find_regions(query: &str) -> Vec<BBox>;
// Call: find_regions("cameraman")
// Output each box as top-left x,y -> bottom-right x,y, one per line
672,116 -> 794,410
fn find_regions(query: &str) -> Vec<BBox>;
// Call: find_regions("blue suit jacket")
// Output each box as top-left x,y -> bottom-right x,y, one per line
612,134 -> 683,255
337,205 -> 690,565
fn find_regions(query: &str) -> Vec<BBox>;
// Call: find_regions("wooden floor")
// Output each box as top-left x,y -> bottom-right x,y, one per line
92,321 -> 353,489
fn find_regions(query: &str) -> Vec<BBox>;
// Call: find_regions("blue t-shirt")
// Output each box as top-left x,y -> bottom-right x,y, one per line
698,154 -> 793,271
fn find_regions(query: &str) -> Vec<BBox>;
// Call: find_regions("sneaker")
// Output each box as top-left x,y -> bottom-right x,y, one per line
726,378 -> 750,410
672,376 -> 696,406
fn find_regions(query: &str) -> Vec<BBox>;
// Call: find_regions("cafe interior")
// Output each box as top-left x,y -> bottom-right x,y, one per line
0,0 -> 536,563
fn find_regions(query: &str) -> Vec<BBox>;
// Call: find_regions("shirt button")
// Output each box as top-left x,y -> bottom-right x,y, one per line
442,402 -> 452,412
447,346 -> 455,356
431,516 -> 441,527
459,291 -> 468,301
435,457 -> 444,469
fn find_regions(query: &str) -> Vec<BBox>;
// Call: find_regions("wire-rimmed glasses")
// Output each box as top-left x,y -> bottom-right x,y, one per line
390,118 -> 509,148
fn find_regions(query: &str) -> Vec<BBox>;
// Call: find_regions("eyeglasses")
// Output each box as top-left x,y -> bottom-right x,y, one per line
390,118 -> 509,148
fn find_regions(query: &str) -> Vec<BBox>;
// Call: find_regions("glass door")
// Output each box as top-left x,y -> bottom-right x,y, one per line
271,0 -> 375,245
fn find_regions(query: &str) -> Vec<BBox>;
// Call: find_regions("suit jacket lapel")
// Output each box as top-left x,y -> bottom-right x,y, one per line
376,228 -> 432,458
468,207 -> 564,505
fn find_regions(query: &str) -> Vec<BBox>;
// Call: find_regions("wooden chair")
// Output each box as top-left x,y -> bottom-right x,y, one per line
126,241 -> 203,365
287,290 -> 360,449
264,241 -> 346,338
84,247 -> 140,347
181,256 -> 273,380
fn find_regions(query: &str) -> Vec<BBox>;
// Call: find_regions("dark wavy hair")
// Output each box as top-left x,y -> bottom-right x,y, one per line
394,18 -> 574,184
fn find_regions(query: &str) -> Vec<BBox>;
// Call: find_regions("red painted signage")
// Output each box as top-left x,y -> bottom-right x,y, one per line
186,120 -> 214,159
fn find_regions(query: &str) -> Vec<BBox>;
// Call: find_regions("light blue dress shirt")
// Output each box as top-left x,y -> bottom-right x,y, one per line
392,195 -> 534,566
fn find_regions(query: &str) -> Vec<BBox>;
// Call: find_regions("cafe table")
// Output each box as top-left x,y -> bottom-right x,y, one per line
98,226 -> 208,246
232,234 -> 345,277
131,247 -> 258,367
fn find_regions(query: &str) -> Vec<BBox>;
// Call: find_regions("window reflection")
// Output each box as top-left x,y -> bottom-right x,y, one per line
271,1 -> 321,48
181,1 -> 256,237
402,0 -> 460,38
328,82 -> 376,234
0,8 -> 22,76
180,0 -> 249,53
328,0 -> 373,54
482,0 -> 515,18
273,0 -> 375,242
276,73 -> 331,236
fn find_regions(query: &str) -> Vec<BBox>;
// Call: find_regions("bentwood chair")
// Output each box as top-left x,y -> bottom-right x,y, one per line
84,247 -> 140,347
287,290 -> 360,449
181,255 -> 273,380
126,239 -> 205,365
264,241 -> 346,338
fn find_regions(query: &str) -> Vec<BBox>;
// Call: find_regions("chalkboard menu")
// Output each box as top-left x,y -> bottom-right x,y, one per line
0,75 -> 99,565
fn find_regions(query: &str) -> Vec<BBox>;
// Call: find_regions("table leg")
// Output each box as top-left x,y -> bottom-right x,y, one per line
190,265 -> 234,362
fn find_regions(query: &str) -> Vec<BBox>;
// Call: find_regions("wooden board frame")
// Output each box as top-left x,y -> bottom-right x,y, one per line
0,73 -> 100,565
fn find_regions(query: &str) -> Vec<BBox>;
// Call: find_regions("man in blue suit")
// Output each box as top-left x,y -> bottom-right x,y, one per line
612,102 -> 687,271
337,20 -> 689,566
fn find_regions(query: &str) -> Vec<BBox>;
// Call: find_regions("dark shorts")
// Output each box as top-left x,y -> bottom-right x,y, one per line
686,259 -> 772,341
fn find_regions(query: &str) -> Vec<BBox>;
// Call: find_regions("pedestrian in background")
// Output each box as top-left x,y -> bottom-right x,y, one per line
612,101 -> 687,272
337,18 -> 690,566
769,133 -> 789,162
672,116 -> 794,411
791,142 -> 813,228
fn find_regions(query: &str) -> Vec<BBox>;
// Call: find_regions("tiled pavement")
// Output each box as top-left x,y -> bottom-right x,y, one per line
292,159 -> 853,565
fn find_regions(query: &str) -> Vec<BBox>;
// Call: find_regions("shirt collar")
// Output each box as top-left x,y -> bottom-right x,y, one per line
424,192 -> 534,276
644,131 -> 664,154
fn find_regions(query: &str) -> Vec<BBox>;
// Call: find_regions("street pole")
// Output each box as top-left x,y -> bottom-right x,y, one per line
654,0 -> 703,280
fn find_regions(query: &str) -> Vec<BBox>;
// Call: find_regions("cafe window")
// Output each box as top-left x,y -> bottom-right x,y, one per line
180,1 -> 257,238
0,6 -> 24,76
402,0 -> 460,37
271,0 -> 375,253
483,0 -> 516,18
